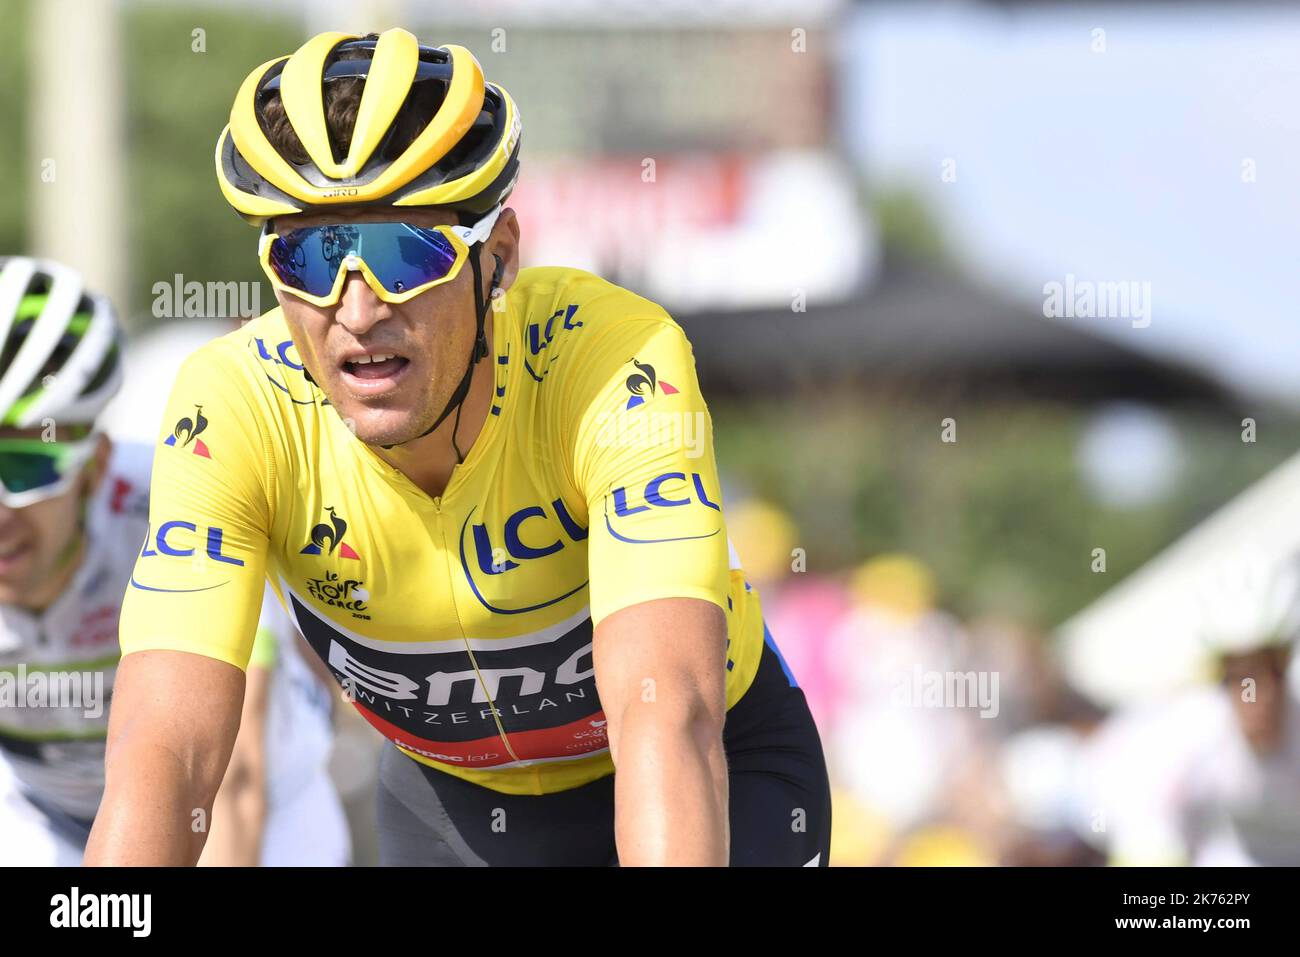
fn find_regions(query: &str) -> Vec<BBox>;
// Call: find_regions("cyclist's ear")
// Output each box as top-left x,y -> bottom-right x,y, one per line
484,207 -> 520,293
81,432 -> 113,498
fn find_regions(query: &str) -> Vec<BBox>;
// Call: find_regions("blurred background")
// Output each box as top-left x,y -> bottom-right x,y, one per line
5,0 -> 1300,865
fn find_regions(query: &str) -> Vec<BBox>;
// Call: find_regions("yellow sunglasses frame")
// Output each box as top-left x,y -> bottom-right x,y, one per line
257,205 -> 501,307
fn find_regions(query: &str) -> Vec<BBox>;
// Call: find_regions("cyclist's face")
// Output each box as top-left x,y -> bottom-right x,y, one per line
1221,646 -> 1292,751
271,207 -> 519,447
0,429 -> 108,610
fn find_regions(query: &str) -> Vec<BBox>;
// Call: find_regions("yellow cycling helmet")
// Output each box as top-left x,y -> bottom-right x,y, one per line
215,28 -> 522,226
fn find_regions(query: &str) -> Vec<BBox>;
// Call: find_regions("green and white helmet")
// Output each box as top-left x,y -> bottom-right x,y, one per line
0,256 -> 123,428
1197,551 -> 1300,656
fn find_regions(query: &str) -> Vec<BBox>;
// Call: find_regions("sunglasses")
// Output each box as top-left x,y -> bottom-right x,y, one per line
258,205 -> 502,307
0,436 -> 97,509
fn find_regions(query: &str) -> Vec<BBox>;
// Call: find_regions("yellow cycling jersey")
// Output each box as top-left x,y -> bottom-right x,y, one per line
119,266 -> 771,795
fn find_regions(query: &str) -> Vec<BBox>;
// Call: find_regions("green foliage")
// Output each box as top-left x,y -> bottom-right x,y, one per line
869,188 -> 952,266
122,5 -> 300,323
712,396 -> 1300,629
0,0 -> 30,254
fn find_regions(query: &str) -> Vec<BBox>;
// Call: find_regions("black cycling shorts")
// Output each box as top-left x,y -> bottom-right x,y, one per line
375,629 -> 832,866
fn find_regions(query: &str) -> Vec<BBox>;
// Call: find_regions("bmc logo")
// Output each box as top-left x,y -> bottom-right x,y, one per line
471,498 -> 587,575
139,521 -> 245,566
328,638 -> 594,707
611,471 -> 721,516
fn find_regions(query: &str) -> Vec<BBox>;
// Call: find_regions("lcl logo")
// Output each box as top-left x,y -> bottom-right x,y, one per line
610,471 -> 721,515
139,521 -> 245,566
470,498 -> 588,575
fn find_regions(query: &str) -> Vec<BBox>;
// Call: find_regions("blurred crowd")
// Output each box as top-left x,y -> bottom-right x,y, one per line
726,497 -> 1300,867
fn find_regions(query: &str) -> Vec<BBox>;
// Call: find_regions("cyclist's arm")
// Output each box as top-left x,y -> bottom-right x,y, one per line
594,597 -> 728,866
198,626 -> 276,867
86,651 -> 246,866
87,347 -> 273,866
569,316 -> 733,865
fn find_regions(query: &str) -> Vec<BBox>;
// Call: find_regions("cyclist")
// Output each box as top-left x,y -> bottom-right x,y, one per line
1085,554 -> 1300,865
0,256 -> 347,866
87,29 -> 831,866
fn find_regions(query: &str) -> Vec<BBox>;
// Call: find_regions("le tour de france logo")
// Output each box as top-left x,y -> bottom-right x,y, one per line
300,506 -> 369,619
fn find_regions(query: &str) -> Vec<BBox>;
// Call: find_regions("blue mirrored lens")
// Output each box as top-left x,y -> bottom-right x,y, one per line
268,223 -> 461,297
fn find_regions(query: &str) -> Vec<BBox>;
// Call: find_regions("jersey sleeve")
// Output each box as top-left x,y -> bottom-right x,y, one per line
118,345 -> 273,671
566,316 -> 730,628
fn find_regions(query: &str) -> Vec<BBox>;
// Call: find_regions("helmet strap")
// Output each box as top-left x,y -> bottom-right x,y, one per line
381,250 -> 503,459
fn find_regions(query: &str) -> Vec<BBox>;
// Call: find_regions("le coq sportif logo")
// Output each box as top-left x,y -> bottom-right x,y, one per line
163,404 -> 211,458
623,358 -> 678,410
300,505 -> 361,559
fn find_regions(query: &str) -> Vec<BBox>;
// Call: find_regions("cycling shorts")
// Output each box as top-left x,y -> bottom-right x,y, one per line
375,632 -> 831,866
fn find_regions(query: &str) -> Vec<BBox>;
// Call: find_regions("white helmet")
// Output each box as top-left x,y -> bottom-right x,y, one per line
0,256 -> 123,428
1196,551 -> 1300,656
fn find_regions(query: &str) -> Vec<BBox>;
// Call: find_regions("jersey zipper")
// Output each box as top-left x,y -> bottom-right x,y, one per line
428,489 -> 525,773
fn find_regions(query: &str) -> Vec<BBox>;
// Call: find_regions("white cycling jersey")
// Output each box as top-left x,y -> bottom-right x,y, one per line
1178,688 -> 1300,865
1082,678 -> 1300,866
0,441 -> 347,865
0,442 -> 151,821
255,588 -> 338,813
